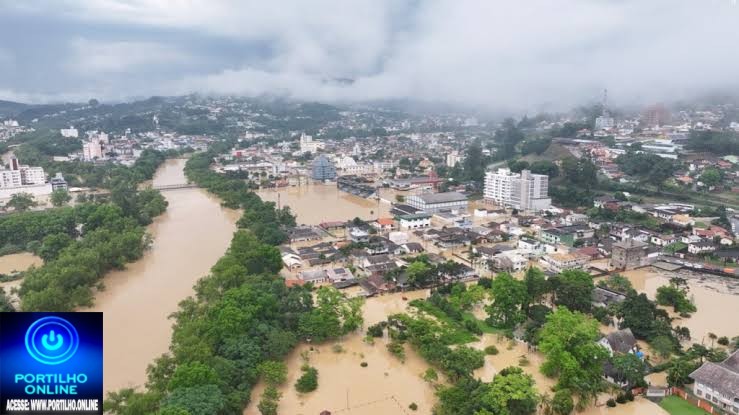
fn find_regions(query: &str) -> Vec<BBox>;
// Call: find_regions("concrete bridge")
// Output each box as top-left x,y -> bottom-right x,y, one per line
151,183 -> 199,191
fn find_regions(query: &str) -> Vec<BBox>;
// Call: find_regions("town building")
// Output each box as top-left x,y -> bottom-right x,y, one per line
446,151 -> 462,167
83,140 -> 104,161
311,154 -> 337,181
541,252 -> 589,273
50,173 -> 68,191
690,349 -> 739,414
299,133 -> 324,154
396,213 -> 432,230
60,126 -> 79,138
484,168 -> 551,212
610,239 -> 648,270
406,191 -> 468,214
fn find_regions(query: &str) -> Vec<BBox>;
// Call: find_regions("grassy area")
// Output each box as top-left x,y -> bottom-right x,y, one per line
659,396 -> 710,415
409,299 -> 503,343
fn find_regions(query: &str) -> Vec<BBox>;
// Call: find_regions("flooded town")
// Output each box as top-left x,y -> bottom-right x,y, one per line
2,4 -> 739,413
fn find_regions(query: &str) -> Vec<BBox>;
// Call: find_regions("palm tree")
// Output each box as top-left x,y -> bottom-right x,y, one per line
539,392 -> 553,415
708,332 -> 717,348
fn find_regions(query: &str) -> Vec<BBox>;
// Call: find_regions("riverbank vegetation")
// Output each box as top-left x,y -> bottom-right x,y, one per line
0,150 -> 170,311
104,147 -> 363,415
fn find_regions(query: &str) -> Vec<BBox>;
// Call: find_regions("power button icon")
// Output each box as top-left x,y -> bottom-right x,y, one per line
25,316 -> 80,365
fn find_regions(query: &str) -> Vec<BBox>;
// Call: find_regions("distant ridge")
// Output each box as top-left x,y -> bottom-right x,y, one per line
0,100 -> 30,117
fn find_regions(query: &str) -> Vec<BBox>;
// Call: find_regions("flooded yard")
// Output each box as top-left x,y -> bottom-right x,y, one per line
621,267 -> 739,342
0,252 -> 42,275
244,290 -> 437,415
257,184 -> 392,226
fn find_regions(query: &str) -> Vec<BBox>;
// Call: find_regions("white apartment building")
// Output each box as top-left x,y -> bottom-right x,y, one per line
299,133 -> 324,154
446,151 -> 462,167
484,168 -> 551,212
60,126 -> 79,138
0,169 -> 22,188
83,141 -> 104,161
19,166 -> 45,185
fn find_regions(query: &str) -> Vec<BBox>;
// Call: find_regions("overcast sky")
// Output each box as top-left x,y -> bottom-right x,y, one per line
1,0 -> 738,112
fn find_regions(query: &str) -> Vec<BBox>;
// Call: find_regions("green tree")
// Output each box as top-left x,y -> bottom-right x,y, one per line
482,367 -> 539,415
486,273 -> 528,328
539,308 -> 608,403
406,261 -> 432,287
258,361 -> 287,386
699,168 -> 722,188
168,362 -> 219,390
50,189 -> 72,207
524,267 -> 549,308
295,365 -> 318,393
552,270 -> 594,313
552,389 -> 574,415
5,193 -> 37,212
611,353 -> 646,387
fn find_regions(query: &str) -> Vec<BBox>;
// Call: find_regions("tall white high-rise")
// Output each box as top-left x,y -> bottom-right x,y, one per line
484,168 -> 551,211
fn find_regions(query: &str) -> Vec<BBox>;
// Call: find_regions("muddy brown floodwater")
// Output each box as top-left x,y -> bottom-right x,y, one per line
621,267 -> 739,343
244,290 -> 438,415
84,159 -> 239,393
257,184 -> 393,225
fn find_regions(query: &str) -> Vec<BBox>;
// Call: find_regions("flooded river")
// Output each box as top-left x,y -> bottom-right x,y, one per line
258,184 -> 393,225
86,159 -> 239,393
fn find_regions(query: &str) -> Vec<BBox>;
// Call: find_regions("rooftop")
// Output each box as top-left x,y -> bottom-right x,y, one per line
411,191 -> 468,204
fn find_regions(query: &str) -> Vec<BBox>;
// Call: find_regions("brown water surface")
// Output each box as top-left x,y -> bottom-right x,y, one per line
86,159 -> 239,393
622,268 -> 739,342
258,184 -> 392,225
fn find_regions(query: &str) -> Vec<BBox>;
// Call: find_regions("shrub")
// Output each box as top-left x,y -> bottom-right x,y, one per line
366,322 -> 385,338
422,368 -> 438,382
295,366 -> 318,393
484,345 -> 499,355
606,399 -> 616,407
615,394 -> 627,404
625,390 -> 634,401
360,362 -> 368,367
387,340 -> 406,362
718,336 -> 729,346
409,403 -> 418,411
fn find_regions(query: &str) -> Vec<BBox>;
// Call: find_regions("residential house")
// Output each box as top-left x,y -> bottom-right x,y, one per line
541,253 -> 589,273
326,267 -> 355,283
396,213 -> 432,230
592,286 -> 627,308
598,328 -> 638,356
690,349 -> 739,413
688,240 -> 717,255
298,269 -> 328,284
540,225 -> 594,246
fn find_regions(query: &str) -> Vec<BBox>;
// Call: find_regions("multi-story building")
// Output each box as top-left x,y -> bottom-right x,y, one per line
0,169 -> 22,188
541,252 -> 589,273
50,173 -> 68,191
299,133 -> 324,154
19,166 -> 45,185
446,151 -> 462,167
83,141 -> 104,161
406,191 -> 468,214
610,239 -> 647,270
484,168 -> 551,212
311,154 -> 337,181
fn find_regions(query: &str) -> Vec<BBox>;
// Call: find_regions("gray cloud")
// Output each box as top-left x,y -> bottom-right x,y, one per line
2,0 -> 739,111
